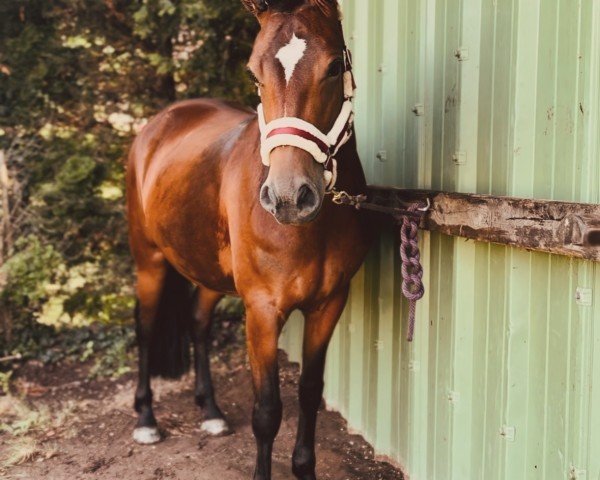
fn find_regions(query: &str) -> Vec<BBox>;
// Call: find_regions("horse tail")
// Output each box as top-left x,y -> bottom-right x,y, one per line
139,264 -> 195,379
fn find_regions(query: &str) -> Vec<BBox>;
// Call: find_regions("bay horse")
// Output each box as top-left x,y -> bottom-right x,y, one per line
126,0 -> 374,478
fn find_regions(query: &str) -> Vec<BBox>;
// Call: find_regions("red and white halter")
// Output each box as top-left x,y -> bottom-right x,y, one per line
257,48 -> 356,192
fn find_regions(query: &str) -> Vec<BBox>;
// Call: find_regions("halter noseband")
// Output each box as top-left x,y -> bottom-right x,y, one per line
257,47 -> 356,192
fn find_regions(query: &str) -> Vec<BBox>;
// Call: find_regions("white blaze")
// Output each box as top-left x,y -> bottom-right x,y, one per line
276,34 -> 307,85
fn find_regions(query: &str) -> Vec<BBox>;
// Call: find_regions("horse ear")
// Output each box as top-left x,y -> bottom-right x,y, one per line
241,0 -> 269,16
309,0 -> 340,18
241,0 -> 339,18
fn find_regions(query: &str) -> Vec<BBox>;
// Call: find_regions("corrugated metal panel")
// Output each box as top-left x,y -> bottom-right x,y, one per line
279,1 -> 600,479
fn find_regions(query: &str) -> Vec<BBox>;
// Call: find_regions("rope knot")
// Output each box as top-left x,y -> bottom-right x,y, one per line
397,201 -> 428,342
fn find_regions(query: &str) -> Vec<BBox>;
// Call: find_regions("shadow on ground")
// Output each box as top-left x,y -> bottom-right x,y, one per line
1,324 -> 403,480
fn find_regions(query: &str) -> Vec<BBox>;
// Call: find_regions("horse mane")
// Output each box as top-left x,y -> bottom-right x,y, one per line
242,0 -> 340,19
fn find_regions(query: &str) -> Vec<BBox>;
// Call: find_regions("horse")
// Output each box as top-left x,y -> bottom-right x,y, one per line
126,1 -> 374,478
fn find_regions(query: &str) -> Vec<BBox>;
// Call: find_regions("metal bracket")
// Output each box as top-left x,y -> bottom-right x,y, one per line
452,151 -> 467,165
418,198 -> 431,212
409,360 -> 420,372
447,390 -> 460,404
454,47 -> 470,61
575,287 -> 593,306
561,214 -> 600,247
412,104 -> 425,116
500,425 -> 516,442
569,465 -> 587,479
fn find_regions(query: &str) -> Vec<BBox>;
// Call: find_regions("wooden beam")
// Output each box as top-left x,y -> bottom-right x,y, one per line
367,186 -> 600,262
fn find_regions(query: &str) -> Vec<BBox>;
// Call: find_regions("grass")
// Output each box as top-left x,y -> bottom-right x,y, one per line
0,396 -> 50,435
0,395 -> 73,470
1,437 -> 58,468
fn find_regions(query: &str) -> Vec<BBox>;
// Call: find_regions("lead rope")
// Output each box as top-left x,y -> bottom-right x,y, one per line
398,203 -> 427,342
330,190 -> 429,341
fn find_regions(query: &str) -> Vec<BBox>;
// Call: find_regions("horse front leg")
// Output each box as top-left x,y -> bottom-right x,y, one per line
192,286 -> 229,435
245,301 -> 286,480
292,288 -> 350,480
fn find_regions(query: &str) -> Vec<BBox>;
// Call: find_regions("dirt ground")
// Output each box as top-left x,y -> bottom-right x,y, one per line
0,341 -> 403,480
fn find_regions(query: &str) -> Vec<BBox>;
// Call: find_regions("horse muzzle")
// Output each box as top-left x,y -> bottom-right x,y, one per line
260,179 -> 322,225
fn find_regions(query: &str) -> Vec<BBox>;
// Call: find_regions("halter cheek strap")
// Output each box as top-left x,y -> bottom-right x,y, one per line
257,48 -> 356,192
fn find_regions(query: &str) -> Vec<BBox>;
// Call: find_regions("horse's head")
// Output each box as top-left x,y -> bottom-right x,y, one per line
243,0 -> 353,225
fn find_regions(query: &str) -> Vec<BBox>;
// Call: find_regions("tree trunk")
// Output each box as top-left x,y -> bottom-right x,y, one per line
0,150 -> 7,264
0,150 -> 12,343
159,34 -> 176,103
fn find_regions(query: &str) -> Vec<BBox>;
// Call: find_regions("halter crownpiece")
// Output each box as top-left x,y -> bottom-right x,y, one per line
257,46 -> 356,192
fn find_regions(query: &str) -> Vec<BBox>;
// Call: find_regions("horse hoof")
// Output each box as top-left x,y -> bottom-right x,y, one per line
132,426 -> 161,445
200,418 -> 230,436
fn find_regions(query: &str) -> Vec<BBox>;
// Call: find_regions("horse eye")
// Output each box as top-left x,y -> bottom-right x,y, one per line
246,68 -> 261,86
327,59 -> 344,78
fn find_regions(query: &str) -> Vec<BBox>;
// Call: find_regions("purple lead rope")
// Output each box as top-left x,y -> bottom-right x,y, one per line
329,190 -> 428,341
398,203 -> 427,342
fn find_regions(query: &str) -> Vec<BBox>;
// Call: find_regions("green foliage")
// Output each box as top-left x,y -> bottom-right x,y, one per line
0,403 -> 46,437
0,0 -> 257,362
1,236 -> 61,313
0,396 -> 70,468
0,370 -> 12,395
0,323 -> 135,378
87,330 -> 134,379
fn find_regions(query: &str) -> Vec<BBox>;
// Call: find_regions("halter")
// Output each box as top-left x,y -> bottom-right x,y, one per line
257,47 -> 356,192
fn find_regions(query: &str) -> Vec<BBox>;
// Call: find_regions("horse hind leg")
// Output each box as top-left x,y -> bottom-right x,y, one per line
133,258 -> 194,445
192,286 -> 229,435
133,303 -> 161,444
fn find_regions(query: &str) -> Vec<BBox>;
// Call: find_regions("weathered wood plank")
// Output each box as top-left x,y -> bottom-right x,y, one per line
367,186 -> 600,262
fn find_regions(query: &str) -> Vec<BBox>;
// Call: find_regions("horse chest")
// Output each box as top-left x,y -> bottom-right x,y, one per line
230,209 -> 370,306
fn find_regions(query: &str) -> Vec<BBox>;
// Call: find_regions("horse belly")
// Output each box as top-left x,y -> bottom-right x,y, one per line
150,204 -> 236,294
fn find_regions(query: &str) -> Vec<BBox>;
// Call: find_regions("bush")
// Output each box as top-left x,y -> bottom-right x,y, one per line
0,0 -> 255,369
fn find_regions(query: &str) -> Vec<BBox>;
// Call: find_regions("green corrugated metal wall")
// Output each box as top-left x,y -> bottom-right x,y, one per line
279,1 -> 600,478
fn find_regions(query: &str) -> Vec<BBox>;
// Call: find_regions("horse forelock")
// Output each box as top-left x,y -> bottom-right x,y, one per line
250,3 -> 343,87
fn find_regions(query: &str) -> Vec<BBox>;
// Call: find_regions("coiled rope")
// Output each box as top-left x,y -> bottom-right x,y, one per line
398,203 -> 426,342
330,190 -> 430,341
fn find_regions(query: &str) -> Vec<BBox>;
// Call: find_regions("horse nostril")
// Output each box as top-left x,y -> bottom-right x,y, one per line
260,184 -> 276,211
296,184 -> 318,212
